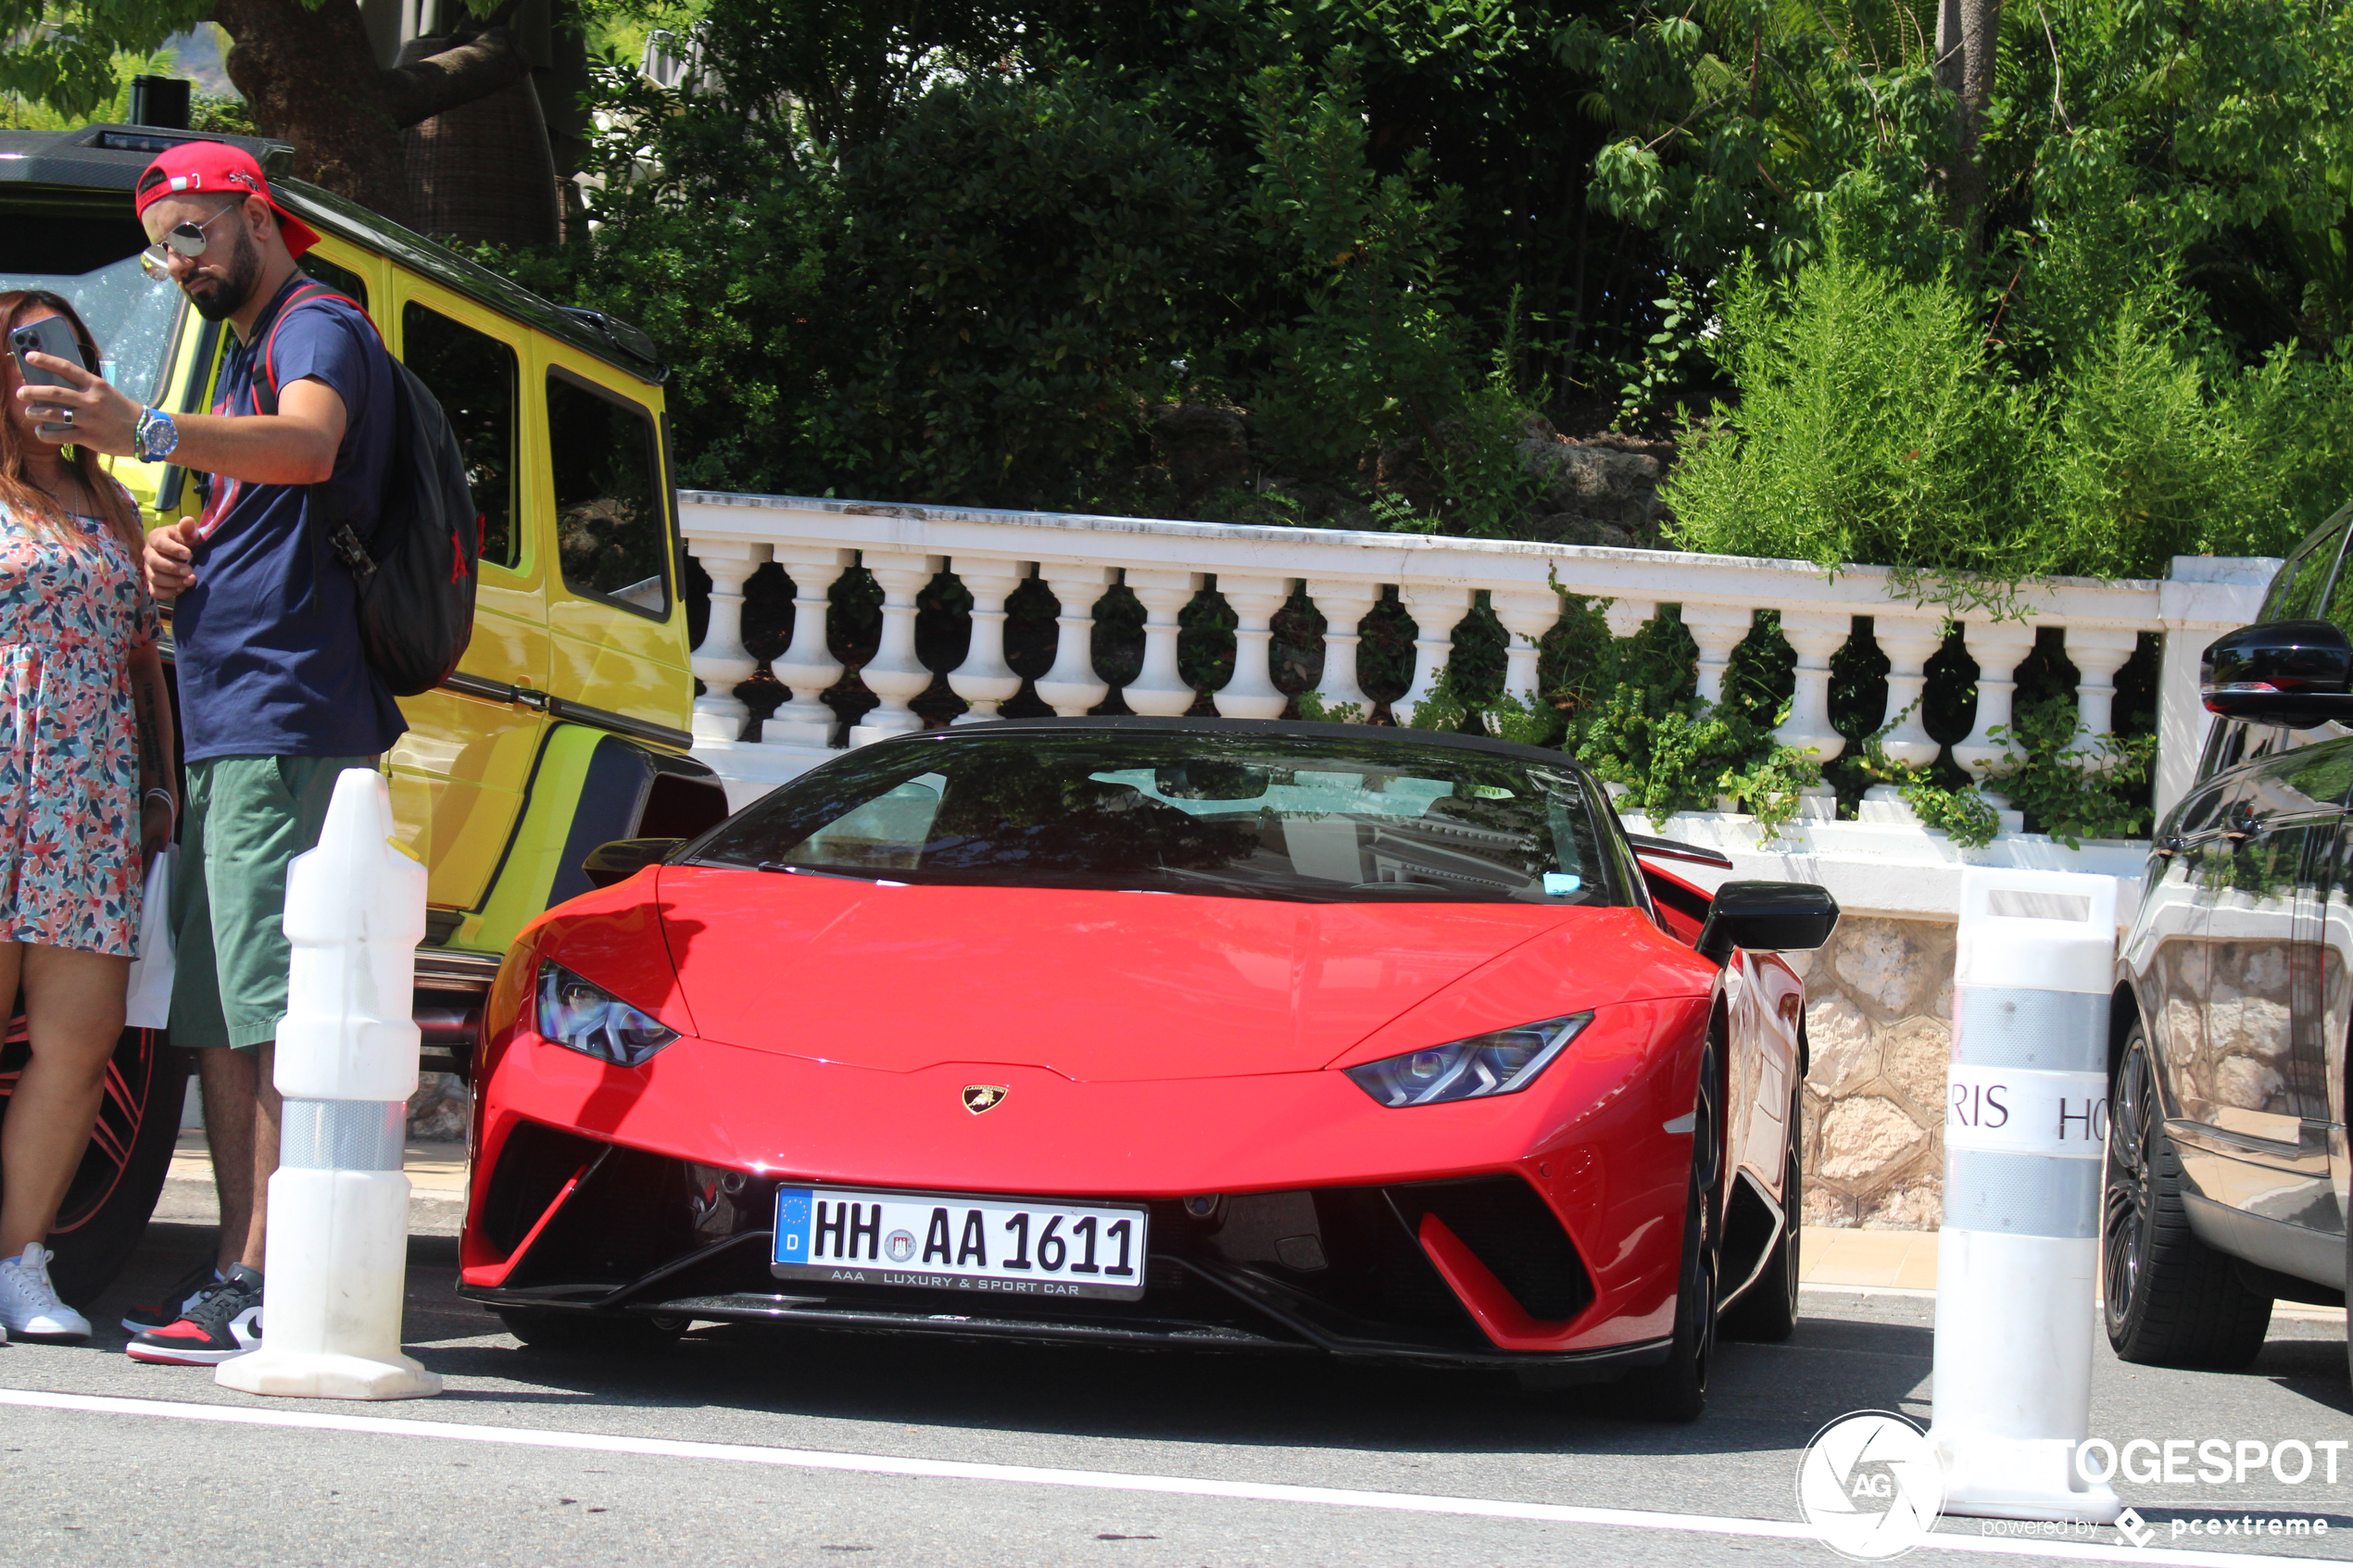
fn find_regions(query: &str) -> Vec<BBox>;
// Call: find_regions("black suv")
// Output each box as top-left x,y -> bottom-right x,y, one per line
2111,508 -> 2353,1379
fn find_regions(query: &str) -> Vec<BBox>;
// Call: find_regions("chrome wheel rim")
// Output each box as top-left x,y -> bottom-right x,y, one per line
2101,1043 -> 2157,1332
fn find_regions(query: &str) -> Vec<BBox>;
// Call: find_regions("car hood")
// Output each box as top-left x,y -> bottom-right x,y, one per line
646,865 -> 1675,1082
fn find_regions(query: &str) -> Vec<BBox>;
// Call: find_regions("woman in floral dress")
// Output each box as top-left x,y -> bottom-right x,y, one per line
0,291 -> 175,1342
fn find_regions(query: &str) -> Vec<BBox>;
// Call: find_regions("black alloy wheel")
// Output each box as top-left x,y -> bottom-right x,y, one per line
0,1016 -> 189,1303
2101,1028 -> 2271,1368
1619,1029 -> 1725,1420
497,1307 -> 690,1351
1722,1085 -> 1804,1344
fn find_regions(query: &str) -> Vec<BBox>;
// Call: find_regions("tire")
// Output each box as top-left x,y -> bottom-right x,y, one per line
1722,1086 -> 1803,1344
0,1019 -> 189,1305
497,1307 -> 688,1351
1617,1029 -> 1724,1420
2102,1028 -> 2272,1368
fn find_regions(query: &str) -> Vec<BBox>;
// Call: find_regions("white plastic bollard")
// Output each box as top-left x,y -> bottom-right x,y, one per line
215,768 -> 443,1400
1927,867 -> 2121,1522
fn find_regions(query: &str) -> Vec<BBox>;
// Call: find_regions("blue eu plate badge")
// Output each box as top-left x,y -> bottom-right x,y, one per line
774,1187 -> 812,1262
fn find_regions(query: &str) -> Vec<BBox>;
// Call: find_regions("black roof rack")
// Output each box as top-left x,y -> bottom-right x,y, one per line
0,124 -> 666,384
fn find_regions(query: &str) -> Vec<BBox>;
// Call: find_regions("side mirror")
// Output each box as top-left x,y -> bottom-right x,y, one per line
2202,621 -> 2353,726
582,837 -> 684,890
1695,881 -> 1839,965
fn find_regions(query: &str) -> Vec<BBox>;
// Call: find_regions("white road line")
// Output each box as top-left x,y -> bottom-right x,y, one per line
0,1387 -> 2325,1567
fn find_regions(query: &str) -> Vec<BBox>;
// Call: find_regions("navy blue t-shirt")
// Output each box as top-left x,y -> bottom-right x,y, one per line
176,274 -> 407,762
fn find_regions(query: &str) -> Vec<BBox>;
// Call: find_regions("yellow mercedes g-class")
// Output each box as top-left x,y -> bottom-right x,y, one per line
0,122 -> 725,1298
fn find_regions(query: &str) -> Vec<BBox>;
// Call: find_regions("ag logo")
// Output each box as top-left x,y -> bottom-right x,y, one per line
962,1084 -> 1009,1115
1795,1411 -> 1944,1560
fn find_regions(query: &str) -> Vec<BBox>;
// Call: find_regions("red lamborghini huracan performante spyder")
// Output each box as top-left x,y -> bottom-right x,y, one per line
459,718 -> 1836,1419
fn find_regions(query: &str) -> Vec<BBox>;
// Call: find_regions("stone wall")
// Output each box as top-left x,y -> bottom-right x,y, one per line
1800,915 -> 1956,1229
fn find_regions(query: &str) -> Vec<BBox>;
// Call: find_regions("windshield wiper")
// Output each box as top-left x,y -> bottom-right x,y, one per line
754,861 -> 880,882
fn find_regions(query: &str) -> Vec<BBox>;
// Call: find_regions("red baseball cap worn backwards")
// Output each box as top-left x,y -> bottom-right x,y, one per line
133,141 -> 321,258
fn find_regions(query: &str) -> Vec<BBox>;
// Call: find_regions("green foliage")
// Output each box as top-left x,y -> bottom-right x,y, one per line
1856,698 -> 2158,849
0,3 -> 207,121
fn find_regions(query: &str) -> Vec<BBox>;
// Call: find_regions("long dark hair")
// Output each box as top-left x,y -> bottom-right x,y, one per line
0,289 -> 145,560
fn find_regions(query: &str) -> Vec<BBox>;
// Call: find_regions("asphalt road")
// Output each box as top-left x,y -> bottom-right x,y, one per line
0,1220 -> 2344,1567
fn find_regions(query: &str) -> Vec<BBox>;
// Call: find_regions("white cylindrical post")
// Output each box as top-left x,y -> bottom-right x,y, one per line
768,546 -> 853,747
1215,572 -> 1291,720
1680,603 -> 1755,709
687,542 -> 766,743
1396,584 -> 1467,726
1306,580 -> 1381,718
1034,564 -> 1111,716
1927,868 -> 2123,1523
947,558 -> 1024,723
852,552 -> 942,742
217,769 -> 441,1401
1124,568 -> 1203,717
1491,588 -> 1561,704
1877,614 -> 1946,768
1777,609 -> 1852,764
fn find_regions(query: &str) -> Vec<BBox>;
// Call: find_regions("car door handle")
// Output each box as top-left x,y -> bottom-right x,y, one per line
2154,834 -> 2187,859
2221,811 -> 2264,843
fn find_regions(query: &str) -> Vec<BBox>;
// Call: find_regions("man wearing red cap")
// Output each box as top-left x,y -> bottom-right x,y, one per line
10,140 -> 405,1364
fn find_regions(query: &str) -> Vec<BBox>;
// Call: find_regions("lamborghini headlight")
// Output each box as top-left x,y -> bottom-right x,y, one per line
1342,1012 -> 1592,1108
535,960 -> 679,1068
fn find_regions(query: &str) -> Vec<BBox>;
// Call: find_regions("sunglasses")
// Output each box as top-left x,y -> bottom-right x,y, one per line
139,205 -> 242,281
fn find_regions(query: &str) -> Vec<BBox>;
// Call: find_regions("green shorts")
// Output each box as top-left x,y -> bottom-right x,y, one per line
170,755 -> 380,1051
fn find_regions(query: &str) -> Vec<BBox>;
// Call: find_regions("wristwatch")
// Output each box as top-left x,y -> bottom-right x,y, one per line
133,406 -> 179,464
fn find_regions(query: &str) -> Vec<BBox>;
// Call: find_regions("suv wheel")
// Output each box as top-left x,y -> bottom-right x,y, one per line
2102,1028 -> 2272,1368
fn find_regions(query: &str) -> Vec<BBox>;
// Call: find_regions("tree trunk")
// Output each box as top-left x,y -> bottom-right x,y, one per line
1934,0 -> 2003,255
213,0 -> 535,232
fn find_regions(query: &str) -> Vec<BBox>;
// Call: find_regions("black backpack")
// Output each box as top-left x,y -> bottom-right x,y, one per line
258,282 -> 479,696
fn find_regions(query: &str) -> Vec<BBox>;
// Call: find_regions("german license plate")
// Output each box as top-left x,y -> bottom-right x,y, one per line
772,1185 -> 1148,1300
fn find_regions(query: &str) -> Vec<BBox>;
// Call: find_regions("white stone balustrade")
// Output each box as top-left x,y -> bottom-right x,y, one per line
677,491 -> 2277,828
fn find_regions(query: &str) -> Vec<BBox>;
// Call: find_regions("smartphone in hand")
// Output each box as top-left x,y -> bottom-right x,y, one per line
8,314 -> 89,435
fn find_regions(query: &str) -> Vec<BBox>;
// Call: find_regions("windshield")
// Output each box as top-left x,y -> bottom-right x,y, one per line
693,731 -> 1621,905
0,243 -> 185,406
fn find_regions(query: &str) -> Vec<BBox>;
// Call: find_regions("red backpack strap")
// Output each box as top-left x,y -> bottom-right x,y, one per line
257,281 -> 377,413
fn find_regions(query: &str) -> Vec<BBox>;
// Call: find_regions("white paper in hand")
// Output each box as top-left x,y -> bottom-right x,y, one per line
124,847 -> 175,1029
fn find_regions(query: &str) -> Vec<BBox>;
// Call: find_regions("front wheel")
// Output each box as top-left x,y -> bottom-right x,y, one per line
2102,1029 -> 2271,1368
1617,1030 -> 1724,1421
0,1020 -> 189,1304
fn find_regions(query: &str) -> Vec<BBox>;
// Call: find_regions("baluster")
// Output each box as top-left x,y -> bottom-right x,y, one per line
687,540 -> 766,742
766,545 -> 852,747
1603,597 -> 1655,640
849,551 -> 940,741
2068,626 -> 2142,767
1034,563 -> 1112,716
1123,568 -> 1203,717
1215,572 -> 1291,720
1682,603 -> 1755,709
1875,614 -> 1945,768
948,558 -> 1024,723
1306,579 -> 1380,717
1775,609 -> 1851,766
1953,621 -> 2036,784
1397,584 -> 1469,725
1490,589 -> 1561,702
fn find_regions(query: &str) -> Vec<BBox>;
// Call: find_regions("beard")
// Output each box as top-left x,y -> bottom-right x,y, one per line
184,223 -> 262,322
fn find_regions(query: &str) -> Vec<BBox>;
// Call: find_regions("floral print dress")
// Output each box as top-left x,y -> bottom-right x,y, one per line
0,491 -> 157,957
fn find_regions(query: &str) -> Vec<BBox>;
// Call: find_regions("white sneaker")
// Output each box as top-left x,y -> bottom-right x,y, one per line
0,1244 -> 91,1342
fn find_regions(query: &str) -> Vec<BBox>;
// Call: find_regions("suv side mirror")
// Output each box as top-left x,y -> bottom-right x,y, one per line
2203,621 -> 2353,726
582,837 -> 684,889
1695,881 -> 1840,964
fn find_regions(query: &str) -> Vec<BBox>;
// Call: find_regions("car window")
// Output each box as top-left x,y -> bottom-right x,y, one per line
403,302 -> 520,570
698,733 -> 1617,906
547,371 -> 671,617
297,253 -> 369,311
0,251 -> 182,406
2262,517 -> 2349,621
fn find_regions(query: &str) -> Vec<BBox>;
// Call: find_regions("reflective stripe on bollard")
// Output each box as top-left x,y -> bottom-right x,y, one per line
214,768 -> 443,1401
1926,869 -> 2123,1524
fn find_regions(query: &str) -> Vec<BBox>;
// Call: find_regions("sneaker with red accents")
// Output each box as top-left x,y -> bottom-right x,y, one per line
120,1256 -> 224,1336
126,1265 -> 263,1365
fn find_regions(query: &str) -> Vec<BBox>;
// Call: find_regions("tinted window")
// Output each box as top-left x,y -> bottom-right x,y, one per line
297,253 -> 368,311
2262,517 -> 2348,622
0,251 -> 182,405
547,371 -> 669,616
403,303 -> 519,569
697,733 -> 1618,905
